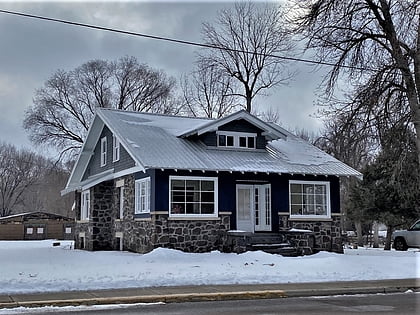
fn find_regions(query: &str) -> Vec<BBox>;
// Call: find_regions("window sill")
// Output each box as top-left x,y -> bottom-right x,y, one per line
289,216 -> 332,222
77,220 -> 89,223
168,216 -> 220,221
134,213 -> 151,219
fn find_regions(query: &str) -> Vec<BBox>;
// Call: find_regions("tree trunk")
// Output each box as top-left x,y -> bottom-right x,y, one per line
372,221 -> 379,248
246,95 -> 252,113
384,225 -> 393,250
355,221 -> 363,246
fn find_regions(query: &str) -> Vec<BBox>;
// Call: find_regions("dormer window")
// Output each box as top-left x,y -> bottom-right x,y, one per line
217,131 -> 256,149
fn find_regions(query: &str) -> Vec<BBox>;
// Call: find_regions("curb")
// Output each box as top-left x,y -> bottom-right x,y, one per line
0,280 -> 418,309
0,290 -> 287,309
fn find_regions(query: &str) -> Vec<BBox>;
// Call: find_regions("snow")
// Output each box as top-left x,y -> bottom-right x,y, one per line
0,240 -> 418,295
288,228 -> 313,233
0,303 -> 165,314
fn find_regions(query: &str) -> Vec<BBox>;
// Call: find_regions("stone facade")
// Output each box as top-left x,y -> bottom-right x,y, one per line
279,214 -> 343,253
113,212 -> 231,253
74,174 -> 231,253
74,173 -> 342,254
74,181 -> 115,251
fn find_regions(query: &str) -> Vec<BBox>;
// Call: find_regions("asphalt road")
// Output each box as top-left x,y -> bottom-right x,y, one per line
7,292 -> 419,315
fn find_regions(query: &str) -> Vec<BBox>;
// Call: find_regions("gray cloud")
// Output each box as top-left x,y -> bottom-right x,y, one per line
0,1 -> 327,154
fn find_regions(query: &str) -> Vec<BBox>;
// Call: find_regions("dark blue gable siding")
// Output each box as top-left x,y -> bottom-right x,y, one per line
152,169 -> 341,231
200,119 -> 267,149
219,119 -> 263,133
82,126 -> 136,180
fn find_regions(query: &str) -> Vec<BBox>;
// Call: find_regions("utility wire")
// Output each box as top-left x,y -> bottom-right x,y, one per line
0,8 -> 373,72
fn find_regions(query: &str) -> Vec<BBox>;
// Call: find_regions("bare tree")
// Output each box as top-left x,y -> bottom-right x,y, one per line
315,112 -> 376,245
112,56 -> 175,112
199,1 -> 294,113
0,143 -> 44,217
181,63 -> 239,118
293,0 -> 420,166
23,164 -> 74,218
24,56 -> 176,160
255,107 -> 283,125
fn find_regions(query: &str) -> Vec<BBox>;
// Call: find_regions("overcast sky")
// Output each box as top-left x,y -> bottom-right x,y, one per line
0,0 -> 329,156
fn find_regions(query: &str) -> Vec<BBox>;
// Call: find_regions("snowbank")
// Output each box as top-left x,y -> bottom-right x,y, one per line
0,240 -> 418,294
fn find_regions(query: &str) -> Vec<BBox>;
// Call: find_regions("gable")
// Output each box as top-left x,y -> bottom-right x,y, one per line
218,119 -> 264,133
180,110 -> 287,141
82,125 -> 136,181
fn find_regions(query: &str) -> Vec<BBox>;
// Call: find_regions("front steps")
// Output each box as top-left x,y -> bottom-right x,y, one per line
226,231 -> 300,256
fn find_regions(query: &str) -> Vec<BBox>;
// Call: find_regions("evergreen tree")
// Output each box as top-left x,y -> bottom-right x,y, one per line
349,125 -> 420,249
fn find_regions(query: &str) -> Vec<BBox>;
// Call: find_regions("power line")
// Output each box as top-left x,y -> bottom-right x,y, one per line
0,8 -> 373,72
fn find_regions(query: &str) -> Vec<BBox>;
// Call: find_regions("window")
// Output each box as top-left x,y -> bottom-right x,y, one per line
100,137 -> 107,167
135,178 -> 150,214
26,227 -> 33,234
37,227 -> 44,234
289,181 -> 330,218
65,227 -> 72,234
119,186 -> 124,219
113,135 -> 120,162
217,131 -> 256,149
81,190 -> 90,220
169,176 -> 218,216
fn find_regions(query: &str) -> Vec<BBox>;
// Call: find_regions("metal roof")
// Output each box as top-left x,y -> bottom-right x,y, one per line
100,109 -> 361,176
64,109 -> 361,193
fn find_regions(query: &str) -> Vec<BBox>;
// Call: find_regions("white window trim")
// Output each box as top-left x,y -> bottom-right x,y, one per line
81,189 -> 90,220
135,177 -> 151,214
216,131 -> 257,149
289,180 -> 331,219
100,137 -> 107,167
37,227 -> 44,234
119,186 -> 124,219
112,135 -> 120,162
169,176 -> 218,218
26,227 -> 33,234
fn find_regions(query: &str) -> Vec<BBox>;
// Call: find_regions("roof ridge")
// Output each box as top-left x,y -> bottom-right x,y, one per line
97,108 -> 215,121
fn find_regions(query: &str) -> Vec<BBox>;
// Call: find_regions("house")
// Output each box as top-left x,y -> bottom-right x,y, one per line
62,109 -> 361,254
0,211 -> 74,240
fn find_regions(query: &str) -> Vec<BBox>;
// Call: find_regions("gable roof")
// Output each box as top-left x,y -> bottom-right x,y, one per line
63,109 -> 361,194
180,110 -> 287,140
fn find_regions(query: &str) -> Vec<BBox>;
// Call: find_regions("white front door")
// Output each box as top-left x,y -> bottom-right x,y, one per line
236,184 -> 271,232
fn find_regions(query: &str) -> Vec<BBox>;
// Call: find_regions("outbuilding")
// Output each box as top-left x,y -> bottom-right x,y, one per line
0,212 -> 74,240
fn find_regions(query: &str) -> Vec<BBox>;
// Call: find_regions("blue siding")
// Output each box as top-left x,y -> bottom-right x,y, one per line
219,119 -> 263,133
152,169 -> 341,232
82,126 -> 136,180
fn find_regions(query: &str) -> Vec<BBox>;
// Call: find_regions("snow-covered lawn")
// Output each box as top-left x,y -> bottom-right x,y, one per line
1,240 -> 418,294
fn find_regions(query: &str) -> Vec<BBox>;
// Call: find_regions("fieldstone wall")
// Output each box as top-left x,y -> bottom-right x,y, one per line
114,213 -> 231,253
279,215 -> 343,253
74,191 -> 93,250
74,222 -> 91,250
154,214 -> 231,253
91,180 -> 114,250
110,174 -> 231,253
